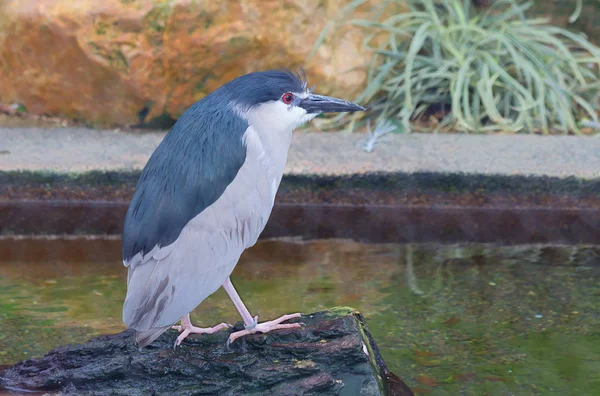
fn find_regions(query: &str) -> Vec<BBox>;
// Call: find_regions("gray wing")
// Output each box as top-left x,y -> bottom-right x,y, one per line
122,126 -> 277,346
122,100 -> 248,265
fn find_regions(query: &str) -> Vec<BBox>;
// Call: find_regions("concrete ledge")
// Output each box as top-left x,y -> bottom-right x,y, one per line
2,171 -> 599,200
1,127 -> 599,244
1,127 -> 599,178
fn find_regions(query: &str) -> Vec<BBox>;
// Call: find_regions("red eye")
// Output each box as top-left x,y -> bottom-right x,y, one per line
281,92 -> 294,104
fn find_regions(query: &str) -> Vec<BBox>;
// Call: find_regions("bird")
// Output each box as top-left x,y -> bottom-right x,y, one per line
121,69 -> 366,348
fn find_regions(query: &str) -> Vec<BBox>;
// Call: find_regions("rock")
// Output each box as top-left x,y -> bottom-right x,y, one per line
0,307 -> 414,395
0,0 -> 374,127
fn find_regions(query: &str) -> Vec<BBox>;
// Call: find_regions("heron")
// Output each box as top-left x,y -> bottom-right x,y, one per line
121,69 -> 366,348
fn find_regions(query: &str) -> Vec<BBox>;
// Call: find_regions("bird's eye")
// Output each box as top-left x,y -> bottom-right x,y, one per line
281,92 -> 294,104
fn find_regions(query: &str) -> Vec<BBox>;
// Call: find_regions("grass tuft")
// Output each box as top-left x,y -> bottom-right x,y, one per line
314,0 -> 600,135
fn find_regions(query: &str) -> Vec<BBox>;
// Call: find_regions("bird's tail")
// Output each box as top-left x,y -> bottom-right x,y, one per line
135,326 -> 171,348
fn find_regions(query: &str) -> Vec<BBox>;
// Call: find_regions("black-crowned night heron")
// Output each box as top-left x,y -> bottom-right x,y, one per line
121,69 -> 366,348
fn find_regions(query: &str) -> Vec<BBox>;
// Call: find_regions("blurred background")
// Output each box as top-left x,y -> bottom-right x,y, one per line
1,0 -> 599,133
1,1 -> 600,395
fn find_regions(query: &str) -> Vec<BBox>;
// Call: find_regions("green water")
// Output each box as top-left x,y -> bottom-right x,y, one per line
1,239 -> 599,395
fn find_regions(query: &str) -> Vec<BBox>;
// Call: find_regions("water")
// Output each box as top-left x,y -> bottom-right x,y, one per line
1,238 -> 599,395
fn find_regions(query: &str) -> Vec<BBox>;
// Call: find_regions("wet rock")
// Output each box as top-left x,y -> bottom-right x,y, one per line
0,308 -> 413,395
0,0 -> 374,127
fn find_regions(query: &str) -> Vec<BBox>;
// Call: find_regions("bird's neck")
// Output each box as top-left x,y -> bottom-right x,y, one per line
247,122 -> 294,174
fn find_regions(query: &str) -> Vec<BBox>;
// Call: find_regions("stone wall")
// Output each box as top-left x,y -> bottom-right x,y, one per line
0,0 -> 377,127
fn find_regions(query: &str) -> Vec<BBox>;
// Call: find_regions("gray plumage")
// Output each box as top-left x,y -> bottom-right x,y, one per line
121,69 -> 365,347
122,70 -> 306,263
122,70 -> 307,346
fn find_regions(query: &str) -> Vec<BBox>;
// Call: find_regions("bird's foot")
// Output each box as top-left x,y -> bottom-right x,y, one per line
172,321 -> 232,348
227,313 -> 303,346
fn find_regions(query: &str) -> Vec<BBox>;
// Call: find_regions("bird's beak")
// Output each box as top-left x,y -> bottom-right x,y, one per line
298,93 -> 366,114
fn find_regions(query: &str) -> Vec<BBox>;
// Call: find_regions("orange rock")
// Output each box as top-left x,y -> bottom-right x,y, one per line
0,0 -> 378,126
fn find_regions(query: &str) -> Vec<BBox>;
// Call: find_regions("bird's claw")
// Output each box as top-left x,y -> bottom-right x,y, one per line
172,321 -> 231,348
226,313 -> 303,346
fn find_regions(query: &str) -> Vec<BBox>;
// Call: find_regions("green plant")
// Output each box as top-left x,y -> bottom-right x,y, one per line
313,0 -> 600,134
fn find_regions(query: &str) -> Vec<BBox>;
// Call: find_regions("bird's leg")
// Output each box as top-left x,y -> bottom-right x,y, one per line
222,277 -> 302,346
171,313 -> 231,347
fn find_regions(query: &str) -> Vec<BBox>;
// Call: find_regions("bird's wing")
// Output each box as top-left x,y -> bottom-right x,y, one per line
122,103 -> 248,269
121,113 -> 277,344
123,155 -> 274,344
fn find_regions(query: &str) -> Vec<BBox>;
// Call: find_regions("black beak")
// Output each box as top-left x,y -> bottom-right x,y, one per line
298,93 -> 366,114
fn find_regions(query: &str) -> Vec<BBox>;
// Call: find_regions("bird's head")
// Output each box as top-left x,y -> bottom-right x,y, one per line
215,69 -> 366,132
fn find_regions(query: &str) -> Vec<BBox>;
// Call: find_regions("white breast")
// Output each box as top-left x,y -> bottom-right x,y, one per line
242,127 -> 281,203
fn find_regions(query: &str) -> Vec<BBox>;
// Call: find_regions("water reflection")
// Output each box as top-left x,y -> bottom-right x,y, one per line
1,238 -> 599,394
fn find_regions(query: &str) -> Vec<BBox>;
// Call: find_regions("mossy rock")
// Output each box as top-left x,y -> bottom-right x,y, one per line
0,308 -> 414,395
